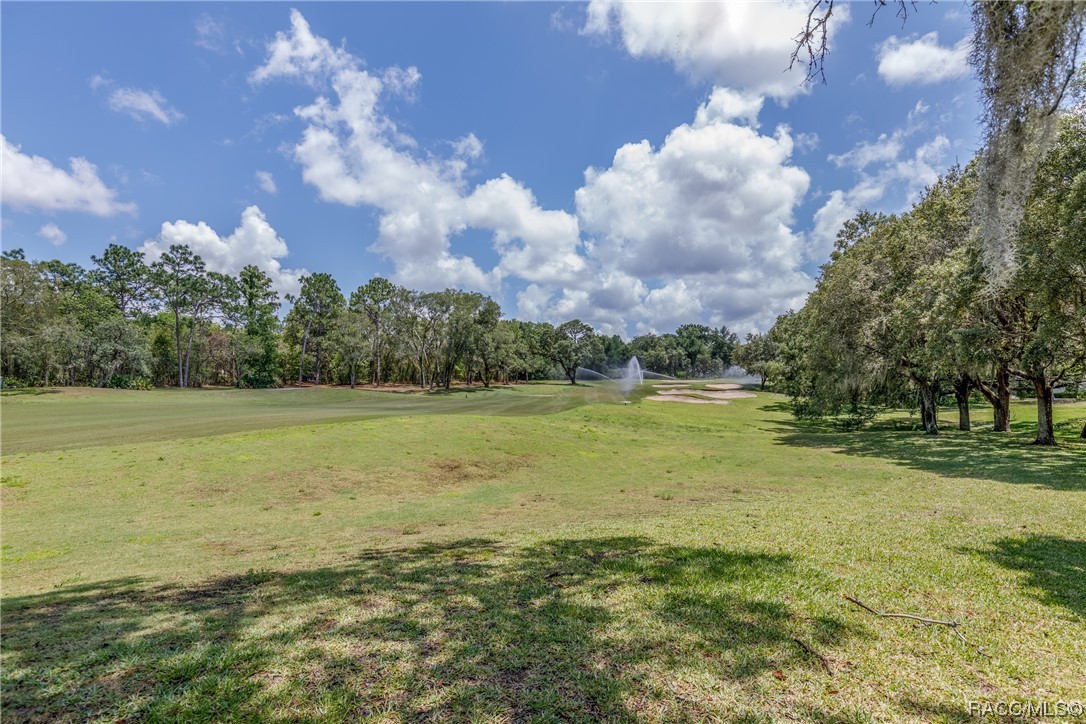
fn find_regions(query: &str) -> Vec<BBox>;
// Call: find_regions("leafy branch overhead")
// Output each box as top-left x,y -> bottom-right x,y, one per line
792,0 -> 1086,286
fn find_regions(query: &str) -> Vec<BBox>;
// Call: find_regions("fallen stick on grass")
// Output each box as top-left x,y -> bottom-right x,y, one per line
790,637 -> 834,675
843,594 -> 992,659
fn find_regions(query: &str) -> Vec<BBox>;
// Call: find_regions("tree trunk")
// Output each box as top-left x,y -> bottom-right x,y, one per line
314,342 -> 322,385
174,310 -> 184,388
918,382 -> 939,436
566,366 -> 577,385
184,320 -> 197,389
995,366 -> 1011,432
952,375 -> 971,431
973,367 -> 1011,432
374,322 -> 382,386
1032,377 -> 1056,446
298,318 -> 311,384
350,361 -> 356,389
759,373 -> 766,390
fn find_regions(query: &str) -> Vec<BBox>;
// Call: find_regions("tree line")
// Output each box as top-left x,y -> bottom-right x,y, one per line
734,112 -> 1086,445
0,248 -> 741,392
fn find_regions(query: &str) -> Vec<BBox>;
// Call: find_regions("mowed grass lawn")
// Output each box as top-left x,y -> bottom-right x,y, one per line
1,384 -> 1084,722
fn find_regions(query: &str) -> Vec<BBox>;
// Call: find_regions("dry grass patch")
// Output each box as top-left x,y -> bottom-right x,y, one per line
427,455 -> 532,486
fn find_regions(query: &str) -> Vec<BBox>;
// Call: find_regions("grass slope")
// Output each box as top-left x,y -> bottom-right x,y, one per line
1,384 -> 1084,721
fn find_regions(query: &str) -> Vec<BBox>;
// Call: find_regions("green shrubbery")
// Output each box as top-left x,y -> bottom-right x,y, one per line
107,374 -> 153,391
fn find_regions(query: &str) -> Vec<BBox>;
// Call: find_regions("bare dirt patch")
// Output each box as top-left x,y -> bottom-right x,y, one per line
427,456 -> 531,486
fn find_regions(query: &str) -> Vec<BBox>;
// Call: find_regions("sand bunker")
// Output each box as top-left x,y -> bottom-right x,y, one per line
655,389 -> 756,400
646,395 -> 730,405
653,382 -> 691,388
646,387 -> 757,405
705,383 -> 742,390
697,390 -> 755,400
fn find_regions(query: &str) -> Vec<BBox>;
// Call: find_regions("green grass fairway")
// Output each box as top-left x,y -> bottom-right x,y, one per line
2,384 -> 1084,721
0,384 -> 612,455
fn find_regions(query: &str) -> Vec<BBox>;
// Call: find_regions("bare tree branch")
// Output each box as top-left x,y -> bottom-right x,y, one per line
788,0 -> 835,84
790,637 -> 834,674
868,0 -> 921,29
843,594 -> 992,658
790,1 -> 924,84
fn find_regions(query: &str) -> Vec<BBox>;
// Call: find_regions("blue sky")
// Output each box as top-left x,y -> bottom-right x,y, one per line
1,2 -> 980,335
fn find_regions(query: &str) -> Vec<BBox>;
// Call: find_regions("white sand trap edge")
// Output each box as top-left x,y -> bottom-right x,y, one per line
646,395 -> 730,405
705,383 -> 742,390
655,389 -> 756,400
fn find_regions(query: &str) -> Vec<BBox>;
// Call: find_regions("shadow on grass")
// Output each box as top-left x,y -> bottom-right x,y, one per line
967,535 -> 1086,619
423,385 -> 511,396
1,537 -> 855,721
0,388 -> 61,397
768,407 -> 1086,491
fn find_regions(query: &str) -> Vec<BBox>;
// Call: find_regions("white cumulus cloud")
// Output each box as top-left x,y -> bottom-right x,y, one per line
576,92 -> 810,280
251,10 -> 824,334
565,88 -> 815,332
255,170 -> 277,194
581,0 -> 850,101
250,9 -> 584,294
1,135 -> 136,216
464,175 -> 585,287
37,223 -> 68,246
249,9 -> 355,86
877,32 -> 971,87
693,87 -> 764,128
828,133 -> 904,170
140,206 -> 306,297
811,129 -> 953,261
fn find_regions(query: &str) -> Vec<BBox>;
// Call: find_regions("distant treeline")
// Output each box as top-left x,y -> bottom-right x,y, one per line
0,246 -> 742,392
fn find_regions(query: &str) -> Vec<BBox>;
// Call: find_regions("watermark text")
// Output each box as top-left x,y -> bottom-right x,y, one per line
968,700 -> 1084,718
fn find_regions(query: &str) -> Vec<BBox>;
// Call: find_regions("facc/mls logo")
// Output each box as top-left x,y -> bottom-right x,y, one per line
968,700 -> 1084,718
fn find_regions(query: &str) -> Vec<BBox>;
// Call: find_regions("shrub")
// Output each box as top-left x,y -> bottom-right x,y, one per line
108,374 -> 153,390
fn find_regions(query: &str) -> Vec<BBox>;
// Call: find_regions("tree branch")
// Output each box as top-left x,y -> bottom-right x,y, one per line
869,0 -> 921,29
788,0 -> 835,84
843,594 -> 991,658
790,637 -> 834,675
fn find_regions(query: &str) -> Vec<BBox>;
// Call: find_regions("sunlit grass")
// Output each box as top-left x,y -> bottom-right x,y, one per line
1,385 -> 1083,721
